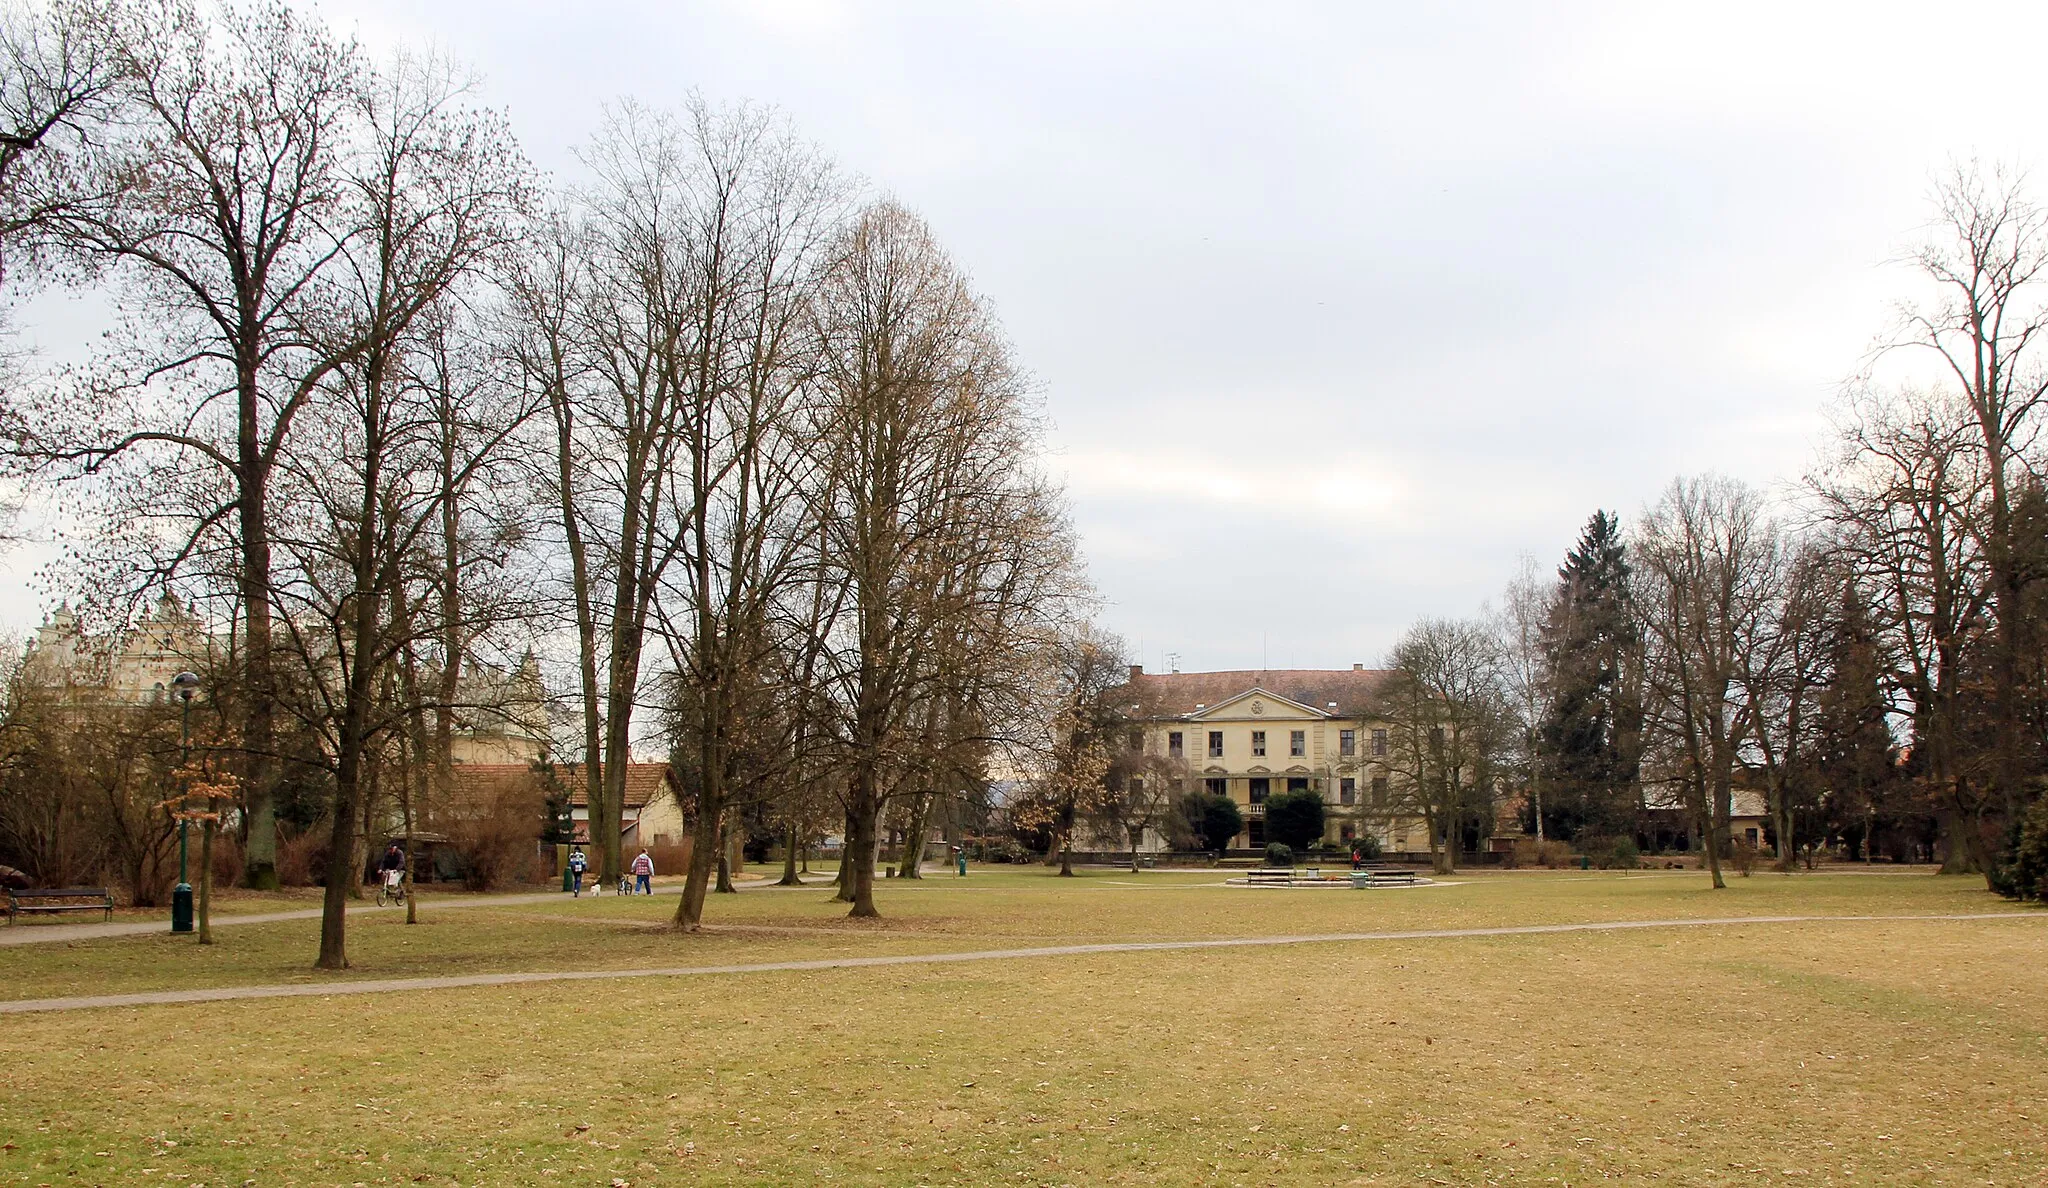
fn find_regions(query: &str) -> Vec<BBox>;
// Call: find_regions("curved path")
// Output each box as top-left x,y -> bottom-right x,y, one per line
0,876 -> 836,947
4,910 -> 2038,1015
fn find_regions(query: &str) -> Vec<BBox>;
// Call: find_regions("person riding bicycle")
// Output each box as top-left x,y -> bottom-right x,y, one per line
378,843 -> 406,901
568,847 -> 589,897
631,849 -> 654,895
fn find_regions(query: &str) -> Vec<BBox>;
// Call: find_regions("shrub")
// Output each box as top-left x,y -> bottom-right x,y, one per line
208,830 -> 244,890
1728,839 -> 1757,877
1538,839 -> 1573,869
1352,833 -> 1382,861
275,825 -> 326,887
1183,793 -> 1243,852
446,780 -> 544,891
973,837 -> 1035,864
1263,842 -> 1293,868
637,842 -> 693,881
1263,789 -> 1326,852
1993,800 -> 2048,901
1576,835 -> 1641,870
1506,838 -> 1537,869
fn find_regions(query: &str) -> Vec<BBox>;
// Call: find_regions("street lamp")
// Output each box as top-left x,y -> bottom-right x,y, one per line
169,670 -> 200,934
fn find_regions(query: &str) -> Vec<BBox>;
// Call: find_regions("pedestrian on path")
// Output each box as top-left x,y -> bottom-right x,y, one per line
631,849 -> 653,895
568,847 -> 588,896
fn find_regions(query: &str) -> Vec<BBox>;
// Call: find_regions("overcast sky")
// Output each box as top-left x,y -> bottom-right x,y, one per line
7,0 -> 2047,672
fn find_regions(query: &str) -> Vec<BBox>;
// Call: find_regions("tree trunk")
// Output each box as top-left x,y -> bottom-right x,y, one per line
672,805 -> 719,931
1938,793 -> 1987,874
832,818 -> 851,900
715,821 -> 737,894
897,792 -> 931,879
676,679 -> 731,923
778,822 -> 801,886
317,751 -> 365,970
844,800 -> 880,917
1701,802 -> 1726,891
1773,794 -> 1796,874
237,449 -> 281,890
197,806 -> 216,945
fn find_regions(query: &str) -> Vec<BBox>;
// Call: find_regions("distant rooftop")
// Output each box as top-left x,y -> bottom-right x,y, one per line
1108,665 -> 1393,719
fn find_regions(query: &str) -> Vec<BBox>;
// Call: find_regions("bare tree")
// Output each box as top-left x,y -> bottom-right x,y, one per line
1739,538 -> 1836,870
0,0 -> 116,275
1381,617 -> 1509,875
1009,625 -> 1124,878
25,0 -> 365,889
1636,476 -> 1778,889
804,201 -> 1080,915
1890,163 -> 2048,866
635,98 -> 844,931
1811,387 -> 1992,872
268,51 -> 527,969
518,105 -> 717,891
1494,555 -> 1554,841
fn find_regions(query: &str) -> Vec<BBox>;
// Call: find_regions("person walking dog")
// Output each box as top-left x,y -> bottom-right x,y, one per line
631,849 -> 654,895
567,847 -> 589,897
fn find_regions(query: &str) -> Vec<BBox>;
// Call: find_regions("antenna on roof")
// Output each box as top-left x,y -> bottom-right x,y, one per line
1166,651 -> 1180,674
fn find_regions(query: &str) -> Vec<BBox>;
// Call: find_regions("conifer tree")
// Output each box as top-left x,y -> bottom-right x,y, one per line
1538,511 -> 1643,840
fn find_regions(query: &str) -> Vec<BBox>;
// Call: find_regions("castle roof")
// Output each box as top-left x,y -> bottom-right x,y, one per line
1107,666 -> 1394,720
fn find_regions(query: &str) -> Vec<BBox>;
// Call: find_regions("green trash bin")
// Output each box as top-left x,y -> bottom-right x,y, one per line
1579,855 -> 1590,870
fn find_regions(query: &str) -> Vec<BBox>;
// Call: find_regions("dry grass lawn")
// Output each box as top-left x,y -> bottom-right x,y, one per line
3,866 -> 2044,1185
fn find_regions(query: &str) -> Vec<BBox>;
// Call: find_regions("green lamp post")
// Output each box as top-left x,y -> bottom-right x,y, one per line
169,670 -> 200,934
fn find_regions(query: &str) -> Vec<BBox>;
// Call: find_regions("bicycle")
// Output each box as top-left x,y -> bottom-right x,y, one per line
376,867 -> 406,907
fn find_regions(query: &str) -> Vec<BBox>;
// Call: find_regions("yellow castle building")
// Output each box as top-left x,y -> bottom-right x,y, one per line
1109,665 -> 1433,853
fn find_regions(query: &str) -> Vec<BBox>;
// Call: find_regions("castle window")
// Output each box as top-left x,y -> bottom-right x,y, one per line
1289,730 -> 1305,757
1168,731 -> 1183,758
1251,730 -> 1266,757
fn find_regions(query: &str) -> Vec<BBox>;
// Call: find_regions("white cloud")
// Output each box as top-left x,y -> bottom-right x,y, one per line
9,0 -> 2041,666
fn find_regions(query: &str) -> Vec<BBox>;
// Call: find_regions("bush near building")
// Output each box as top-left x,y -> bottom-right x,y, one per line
1262,788 -> 1326,854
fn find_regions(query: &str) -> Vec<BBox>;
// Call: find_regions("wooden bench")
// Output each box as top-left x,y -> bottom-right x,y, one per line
6,887 -> 115,924
1245,868 -> 1295,885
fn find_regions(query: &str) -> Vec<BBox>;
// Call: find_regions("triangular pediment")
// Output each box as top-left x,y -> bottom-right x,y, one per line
1187,687 -> 1327,721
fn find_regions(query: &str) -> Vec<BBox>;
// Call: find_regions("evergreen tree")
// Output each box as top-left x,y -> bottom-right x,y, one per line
1811,582 -> 1898,860
1537,511 -> 1642,840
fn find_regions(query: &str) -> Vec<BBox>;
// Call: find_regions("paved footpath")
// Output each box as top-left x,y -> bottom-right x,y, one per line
3,911 -> 2039,1015
0,876 -> 838,947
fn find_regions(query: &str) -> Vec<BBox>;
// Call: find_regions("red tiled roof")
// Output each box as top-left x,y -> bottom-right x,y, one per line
1107,668 -> 1394,720
446,763 -> 678,811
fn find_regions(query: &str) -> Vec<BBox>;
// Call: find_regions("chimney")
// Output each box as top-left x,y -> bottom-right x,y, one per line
1129,663 -> 1143,681
1352,663 -> 1364,671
